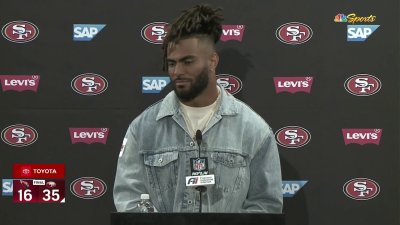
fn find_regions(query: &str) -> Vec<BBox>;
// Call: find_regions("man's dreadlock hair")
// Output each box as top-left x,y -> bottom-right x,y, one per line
162,4 -> 224,71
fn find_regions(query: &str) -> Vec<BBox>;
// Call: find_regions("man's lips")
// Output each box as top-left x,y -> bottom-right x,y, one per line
174,79 -> 191,85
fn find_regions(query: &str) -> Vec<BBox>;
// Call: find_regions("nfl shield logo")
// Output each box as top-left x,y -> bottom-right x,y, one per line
193,158 -> 206,171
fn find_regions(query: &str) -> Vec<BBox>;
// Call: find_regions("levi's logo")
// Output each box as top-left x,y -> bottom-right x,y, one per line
342,128 -> 382,145
13,164 -> 65,179
220,25 -> 245,42
273,77 -> 313,93
0,75 -> 40,92
69,128 -> 109,144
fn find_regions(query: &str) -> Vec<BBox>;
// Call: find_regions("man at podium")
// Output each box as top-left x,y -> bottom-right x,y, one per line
113,4 -> 283,213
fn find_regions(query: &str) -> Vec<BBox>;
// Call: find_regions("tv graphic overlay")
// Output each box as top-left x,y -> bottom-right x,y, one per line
13,179 -> 65,203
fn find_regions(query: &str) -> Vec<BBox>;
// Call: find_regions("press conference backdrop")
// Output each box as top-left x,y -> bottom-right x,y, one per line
0,0 -> 398,225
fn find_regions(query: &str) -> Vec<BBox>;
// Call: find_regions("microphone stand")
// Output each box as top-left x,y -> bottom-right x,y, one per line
195,130 -> 206,213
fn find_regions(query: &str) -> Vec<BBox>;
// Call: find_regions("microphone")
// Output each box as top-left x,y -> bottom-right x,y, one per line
195,130 -> 202,157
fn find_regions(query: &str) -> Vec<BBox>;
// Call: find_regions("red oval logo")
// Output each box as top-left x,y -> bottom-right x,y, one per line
141,22 -> 169,44
343,178 -> 380,200
1,124 -> 38,147
2,21 -> 39,43
344,74 -> 381,96
70,177 -> 107,199
216,74 -> 243,95
276,22 -> 313,45
71,73 -> 108,95
275,126 -> 311,148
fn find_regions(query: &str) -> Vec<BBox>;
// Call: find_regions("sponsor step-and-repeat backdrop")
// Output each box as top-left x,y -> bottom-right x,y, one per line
0,1 -> 399,225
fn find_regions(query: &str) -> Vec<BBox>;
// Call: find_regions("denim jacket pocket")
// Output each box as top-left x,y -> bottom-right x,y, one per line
143,151 -> 179,190
211,152 -> 247,168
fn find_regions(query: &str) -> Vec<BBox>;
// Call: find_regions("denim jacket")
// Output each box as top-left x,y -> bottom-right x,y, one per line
113,86 -> 283,213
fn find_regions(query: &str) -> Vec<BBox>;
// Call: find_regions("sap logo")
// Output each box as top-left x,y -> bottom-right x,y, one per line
347,25 -> 379,42
2,179 -> 13,196
73,24 -> 106,41
142,77 -> 171,93
282,180 -> 308,197
342,128 -> 382,145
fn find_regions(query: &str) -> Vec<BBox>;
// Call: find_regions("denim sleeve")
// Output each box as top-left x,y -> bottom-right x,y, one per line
241,128 -> 283,213
113,123 -> 147,212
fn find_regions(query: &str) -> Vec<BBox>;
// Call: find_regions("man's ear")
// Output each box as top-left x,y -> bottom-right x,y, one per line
210,52 -> 219,72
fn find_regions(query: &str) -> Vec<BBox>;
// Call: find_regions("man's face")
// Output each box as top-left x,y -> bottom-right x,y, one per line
166,38 -> 213,101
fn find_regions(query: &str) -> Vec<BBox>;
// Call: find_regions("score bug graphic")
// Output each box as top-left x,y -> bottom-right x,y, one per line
13,179 -> 65,203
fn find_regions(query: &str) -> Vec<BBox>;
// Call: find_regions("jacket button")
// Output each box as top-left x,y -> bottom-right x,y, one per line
158,158 -> 163,163
189,142 -> 194,147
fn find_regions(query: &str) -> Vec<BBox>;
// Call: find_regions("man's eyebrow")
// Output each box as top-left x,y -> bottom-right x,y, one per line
167,55 -> 196,62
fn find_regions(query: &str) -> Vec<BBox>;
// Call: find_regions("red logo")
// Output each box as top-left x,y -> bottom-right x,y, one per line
71,73 -> 108,95
342,128 -> 382,145
69,128 -> 109,144
141,22 -> 169,44
13,164 -> 65,179
343,178 -> 380,200
1,124 -> 38,147
2,21 -> 39,43
0,75 -> 40,92
221,25 -> 245,42
273,77 -> 314,94
216,74 -> 242,95
344,74 -> 381,96
275,126 -> 311,148
70,177 -> 107,199
276,22 -> 313,45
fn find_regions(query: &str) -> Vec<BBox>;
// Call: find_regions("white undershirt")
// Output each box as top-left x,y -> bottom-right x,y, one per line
180,86 -> 221,137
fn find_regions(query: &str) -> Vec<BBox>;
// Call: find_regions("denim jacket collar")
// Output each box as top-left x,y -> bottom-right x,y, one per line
156,84 -> 239,121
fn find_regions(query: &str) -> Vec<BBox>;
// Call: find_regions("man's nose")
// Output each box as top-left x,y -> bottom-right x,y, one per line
171,63 -> 184,77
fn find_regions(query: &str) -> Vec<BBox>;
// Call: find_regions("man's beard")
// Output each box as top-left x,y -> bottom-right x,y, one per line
172,67 -> 209,102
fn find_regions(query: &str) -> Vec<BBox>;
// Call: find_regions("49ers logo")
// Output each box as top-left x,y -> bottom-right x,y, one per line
141,22 -> 169,44
216,74 -> 243,95
343,178 -> 380,200
1,124 -> 38,147
275,126 -> 311,148
71,73 -> 108,95
276,22 -> 313,45
2,21 -> 39,43
344,74 -> 381,96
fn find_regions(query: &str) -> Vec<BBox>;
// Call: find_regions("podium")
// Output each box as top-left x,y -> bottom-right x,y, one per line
111,213 -> 285,225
